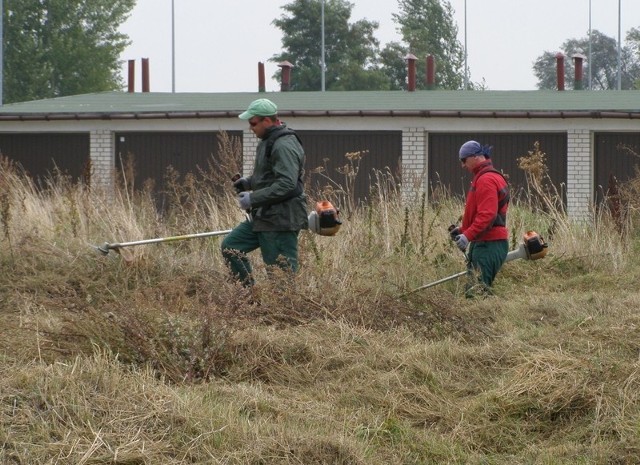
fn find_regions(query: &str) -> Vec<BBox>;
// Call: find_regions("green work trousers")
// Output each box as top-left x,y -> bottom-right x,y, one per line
466,239 -> 508,296
221,220 -> 300,286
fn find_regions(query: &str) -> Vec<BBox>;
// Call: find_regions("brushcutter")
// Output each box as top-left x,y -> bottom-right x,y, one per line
92,229 -> 232,260
401,230 -> 548,296
93,198 -> 342,260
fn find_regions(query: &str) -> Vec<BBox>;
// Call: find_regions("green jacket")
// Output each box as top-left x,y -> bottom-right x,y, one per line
247,125 -> 308,231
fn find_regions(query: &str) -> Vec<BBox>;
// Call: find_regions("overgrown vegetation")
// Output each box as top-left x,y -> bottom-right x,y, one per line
1,140 -> 640,464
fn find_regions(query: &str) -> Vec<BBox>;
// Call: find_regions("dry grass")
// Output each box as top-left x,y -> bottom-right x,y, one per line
2,140 -> 640,464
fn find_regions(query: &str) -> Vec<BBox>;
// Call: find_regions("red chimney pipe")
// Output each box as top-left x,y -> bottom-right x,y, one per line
258,62 -> 266,93
278,61 -> 293,92
141,57 -> 150,92
426,55 -> 436,90
405,53 -> 417,91
555,53 -> 565,91
127,59 -> 135,93
573,54 -> 585,90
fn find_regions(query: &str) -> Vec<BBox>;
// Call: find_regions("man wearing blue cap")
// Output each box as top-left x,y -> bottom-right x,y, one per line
221,98 -> 308,287
450,140 -> 510,296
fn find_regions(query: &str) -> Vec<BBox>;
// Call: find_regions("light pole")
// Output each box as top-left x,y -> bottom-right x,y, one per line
616,0 -> 622,90
321,0 -> 325,92
0,0 -> 3,105
589,0 -> 593,90
171,0 -> 176,93
464,0 -> 468,90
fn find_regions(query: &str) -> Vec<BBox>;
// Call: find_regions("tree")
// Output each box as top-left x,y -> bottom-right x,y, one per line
271,0 -> 391,91
628,27 -> 640,89
381,0 -> 465,90
533,29 -> 640,90
4,0 -> 135,104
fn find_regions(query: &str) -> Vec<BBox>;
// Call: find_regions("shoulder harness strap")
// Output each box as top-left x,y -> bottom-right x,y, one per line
475,168 -> 510,227
262,127 -> 305,204
265,128 -> 303,159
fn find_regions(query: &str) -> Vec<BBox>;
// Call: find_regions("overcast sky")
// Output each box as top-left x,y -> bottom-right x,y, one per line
119,0 -> 640,93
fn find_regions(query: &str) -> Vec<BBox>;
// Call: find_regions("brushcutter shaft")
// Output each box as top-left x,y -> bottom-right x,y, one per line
101,229 -> 232,253
400,271 -> 468,297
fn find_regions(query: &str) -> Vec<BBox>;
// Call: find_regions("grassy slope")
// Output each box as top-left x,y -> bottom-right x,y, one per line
1,163 -> 640,464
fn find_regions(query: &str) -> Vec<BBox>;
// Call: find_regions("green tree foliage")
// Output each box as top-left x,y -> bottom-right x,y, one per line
4,0 -> 135,103
628,27 -> 640,89
271,0 -> 391,91
533,29 -> 640,90
381,0 -> 465,90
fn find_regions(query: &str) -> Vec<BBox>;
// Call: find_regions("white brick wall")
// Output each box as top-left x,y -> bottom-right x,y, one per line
401,127 -> 427,201
566,129 -> 592,220
89,130 -> 114,191
242,129 -> 258,175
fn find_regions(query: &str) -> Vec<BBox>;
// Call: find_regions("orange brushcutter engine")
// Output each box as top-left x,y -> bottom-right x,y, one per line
308,200 -> 342,236
505,230 -> 548,262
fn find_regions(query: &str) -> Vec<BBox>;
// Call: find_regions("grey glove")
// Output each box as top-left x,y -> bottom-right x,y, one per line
238,192 -> 252,210
454,234 -> 469,251
233,177 -> 251,194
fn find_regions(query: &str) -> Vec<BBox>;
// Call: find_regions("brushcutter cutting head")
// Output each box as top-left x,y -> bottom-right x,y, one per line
96,243 -> 111,255
93,242 -> 134,263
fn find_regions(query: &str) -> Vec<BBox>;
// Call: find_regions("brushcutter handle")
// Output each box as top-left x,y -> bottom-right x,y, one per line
231,173 -> 252,195
448,224 -> 460,241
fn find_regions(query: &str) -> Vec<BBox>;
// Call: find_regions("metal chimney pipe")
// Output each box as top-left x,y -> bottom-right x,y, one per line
258,62 -> 266,93
572,54 -> 585,90
555,53 -> 565,91
127,59 -> 135,93
278,61 -> 293,92
426,55 -> 436,90
405,53 -> 417,91
141,58 -> 150,92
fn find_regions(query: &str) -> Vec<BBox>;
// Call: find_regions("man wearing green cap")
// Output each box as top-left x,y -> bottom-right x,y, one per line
221,98 -> 308,287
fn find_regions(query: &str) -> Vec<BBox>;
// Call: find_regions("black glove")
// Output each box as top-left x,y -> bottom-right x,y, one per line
233,177 -> 250,194
448,225 -> 460,241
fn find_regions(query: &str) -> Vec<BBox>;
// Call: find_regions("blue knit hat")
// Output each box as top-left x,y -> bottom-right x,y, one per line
459,140 -> 492,160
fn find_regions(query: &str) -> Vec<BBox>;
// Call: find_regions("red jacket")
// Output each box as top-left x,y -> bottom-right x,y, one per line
461,161 -> 509,241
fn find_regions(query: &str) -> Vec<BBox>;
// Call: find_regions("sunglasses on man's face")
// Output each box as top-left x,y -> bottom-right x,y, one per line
249,117 -> 265,127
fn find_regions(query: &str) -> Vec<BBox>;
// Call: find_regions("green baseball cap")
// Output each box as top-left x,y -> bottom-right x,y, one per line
238,98 -> 278,120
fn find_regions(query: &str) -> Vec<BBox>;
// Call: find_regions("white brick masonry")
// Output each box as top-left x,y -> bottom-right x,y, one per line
90,130 -> 114,191
242,129 -> 258,175
567,129 -> 592,220
401,127 -> 427,202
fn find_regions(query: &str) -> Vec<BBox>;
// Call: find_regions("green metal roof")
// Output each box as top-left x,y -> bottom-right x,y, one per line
0,90 -> 639,120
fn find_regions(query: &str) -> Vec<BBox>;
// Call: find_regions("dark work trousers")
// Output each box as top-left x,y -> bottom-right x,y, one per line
466,239 -> 508,296
221,220 -> 300,286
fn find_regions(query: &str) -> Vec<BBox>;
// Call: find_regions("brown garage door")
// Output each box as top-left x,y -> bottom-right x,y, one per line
296,130 -> 402,205
594,132 -> 640,203
115,131 -> 242,208
429,133 -> 567,203
0,132 -> 89,184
